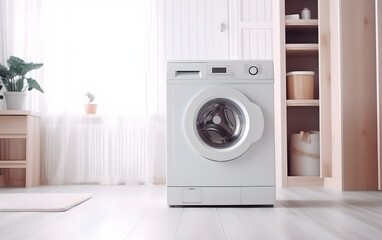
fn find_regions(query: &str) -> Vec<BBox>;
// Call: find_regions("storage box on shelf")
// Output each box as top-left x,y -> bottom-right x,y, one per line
0,111 -> 41,187
286,71 -> 315,100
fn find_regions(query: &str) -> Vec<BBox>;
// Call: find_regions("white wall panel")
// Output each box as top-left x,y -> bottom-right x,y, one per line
189,0 -> 198,59
242,0 -> 250,21
165,0 -> 271,60
165,0 -> 229,60
265,28 -> 272,59
181,0 -> 190,58
165,0 -> 174,59
242,29 -> 250,59
249,29 -> 258,58
212,0 -> 229,59
236,0 -> 273,60
205,0 -> 215,58
257,0 -> 265,21
197,0 -> 207,58
172,0 -> 182,59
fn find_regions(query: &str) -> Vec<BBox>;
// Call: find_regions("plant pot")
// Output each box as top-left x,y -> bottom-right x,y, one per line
4,92 -> 27,110
84,103 -> 97,114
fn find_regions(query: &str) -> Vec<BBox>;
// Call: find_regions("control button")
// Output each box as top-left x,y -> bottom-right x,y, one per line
248,66 -> 259,75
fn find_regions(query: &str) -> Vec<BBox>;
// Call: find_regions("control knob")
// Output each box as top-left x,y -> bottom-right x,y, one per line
248,66 -> 259,75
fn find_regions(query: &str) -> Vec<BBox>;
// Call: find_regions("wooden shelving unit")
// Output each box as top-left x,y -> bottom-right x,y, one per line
0,111 -> 41,187
285,1 -> 320,185
274,0 -> 378,190
273,0 -> 331,188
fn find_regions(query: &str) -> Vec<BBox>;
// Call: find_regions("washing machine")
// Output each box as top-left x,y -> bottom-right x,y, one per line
167,60 -> 275,206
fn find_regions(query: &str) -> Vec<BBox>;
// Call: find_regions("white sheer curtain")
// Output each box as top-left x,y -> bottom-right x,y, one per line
0,0 -> 44,112
1,0 -> 163,184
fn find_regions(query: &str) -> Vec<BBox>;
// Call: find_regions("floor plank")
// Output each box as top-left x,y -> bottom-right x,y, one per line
218,208 -> 282,240
1,185 -> 382,240
126,186 -> 182,240
174,208 -> 227,240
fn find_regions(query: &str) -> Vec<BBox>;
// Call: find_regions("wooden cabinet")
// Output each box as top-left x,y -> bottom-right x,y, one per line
274,0 -> 378,190
273,0 -> 331,187
330,0 -> 378,190
0,111 -> 41,187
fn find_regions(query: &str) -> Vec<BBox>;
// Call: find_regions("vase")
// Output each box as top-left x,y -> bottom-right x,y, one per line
4,92 -> 27,110
84,103 -> 97,114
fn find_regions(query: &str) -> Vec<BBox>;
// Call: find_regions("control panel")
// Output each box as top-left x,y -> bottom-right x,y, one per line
167,61 -> 273,81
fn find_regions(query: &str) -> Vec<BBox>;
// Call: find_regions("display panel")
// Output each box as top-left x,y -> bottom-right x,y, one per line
212,67 -> 227,73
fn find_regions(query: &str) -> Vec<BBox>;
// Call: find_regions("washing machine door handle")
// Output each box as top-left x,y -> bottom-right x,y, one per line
248,102 -> 264,143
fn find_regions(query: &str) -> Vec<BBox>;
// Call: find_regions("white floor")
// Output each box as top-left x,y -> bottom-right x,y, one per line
1,185 -> 382,240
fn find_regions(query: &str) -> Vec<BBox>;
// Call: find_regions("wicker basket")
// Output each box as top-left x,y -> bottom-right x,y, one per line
286,71 -> 314,99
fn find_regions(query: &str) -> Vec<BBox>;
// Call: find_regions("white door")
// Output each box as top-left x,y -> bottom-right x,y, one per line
165,0 -> 229,60
229,0 -> 273,60
184,86 -> 264,161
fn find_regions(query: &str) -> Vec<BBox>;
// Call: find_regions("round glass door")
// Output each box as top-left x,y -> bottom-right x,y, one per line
184,86 -> 264,161
196,98 -> 245,149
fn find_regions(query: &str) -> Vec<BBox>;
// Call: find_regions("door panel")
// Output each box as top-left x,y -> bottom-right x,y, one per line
165,0 -> 229,60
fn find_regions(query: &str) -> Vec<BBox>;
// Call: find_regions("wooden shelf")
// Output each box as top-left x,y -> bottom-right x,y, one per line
285,19 -> 318,29
0,111 -> 40,117
0,134 -> 27,139
286,44 -> 318,56
287,99 -> 319,106
0,161 -> 27,168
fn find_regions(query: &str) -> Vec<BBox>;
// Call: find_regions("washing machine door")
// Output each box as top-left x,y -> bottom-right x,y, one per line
185,86 -> 264,161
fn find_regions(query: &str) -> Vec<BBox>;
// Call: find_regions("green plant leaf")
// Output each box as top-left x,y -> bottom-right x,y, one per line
7,56 -> 43,76
85,92 -> 95,102
27,78 -> 44,93
1,56 -> 44,92
16,77 -> 24,91
0,64 -> 13,79
0,64 -> 13,91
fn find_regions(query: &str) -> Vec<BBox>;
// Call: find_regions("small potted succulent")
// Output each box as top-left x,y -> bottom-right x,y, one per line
84,92 -> 97,114
0,56 -> 44,110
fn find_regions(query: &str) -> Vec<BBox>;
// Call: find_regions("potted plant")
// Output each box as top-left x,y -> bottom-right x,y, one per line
0,56 -> 44,110
84,92 -> 97,114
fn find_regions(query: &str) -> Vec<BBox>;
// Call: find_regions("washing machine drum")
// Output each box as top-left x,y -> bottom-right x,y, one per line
185,86 -> 264,161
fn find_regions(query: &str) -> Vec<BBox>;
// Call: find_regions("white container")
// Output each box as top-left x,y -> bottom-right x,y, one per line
301,7 -> 311,19
289,131 -> 320,176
